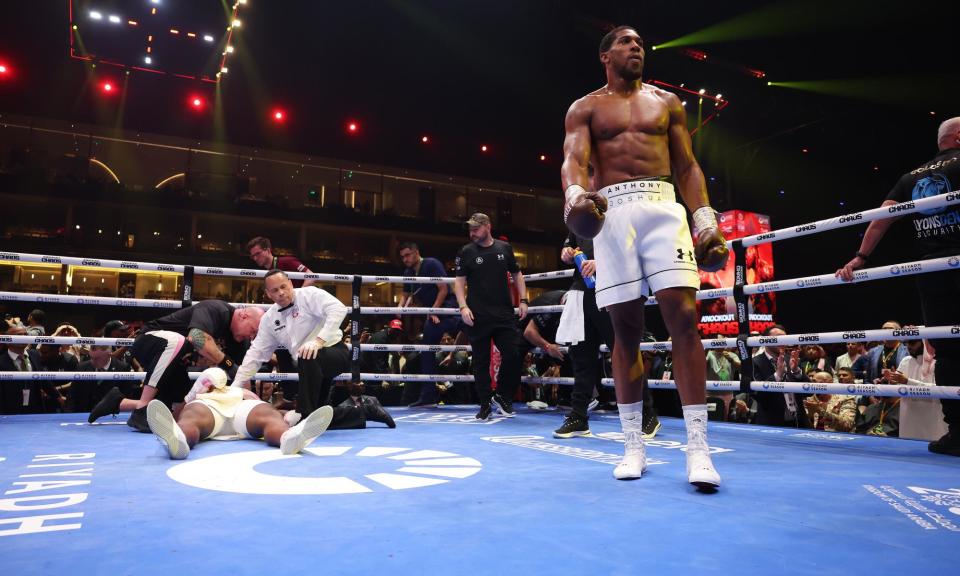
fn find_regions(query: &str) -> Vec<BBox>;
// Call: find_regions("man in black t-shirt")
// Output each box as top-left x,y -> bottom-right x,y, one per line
88,300 -> 264,432
454,213 -> 528,420
837,116 -> 960,456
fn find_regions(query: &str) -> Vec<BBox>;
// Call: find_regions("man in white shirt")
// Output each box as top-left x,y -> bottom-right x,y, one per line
834,342 -> 864,373
233,270 -> 395,428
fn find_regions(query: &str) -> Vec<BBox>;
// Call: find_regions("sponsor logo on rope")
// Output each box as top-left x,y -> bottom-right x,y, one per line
952,326 -> 960,335
41,256 -> 61,264
0,253 -> 20,261
842,332 -> 867,340
758,337 -> 779,344
839,213 -> 863,223
888,201 -> 916,213
335,274 -> 351,281
948,257 -> 960,268
892,329 -> 920,338
798,335 -> 820,343
205,268 -> 223,275
240,270 -> 257,276
157,265 -> 175,272
847,384 -> 877,395
120,262 -> 139,269
166,446 -> 482,495
795,277 -> 821,288
795,224 -> 817,233
762,382 -> 786,391
756,232 -> 776,241
80,259 -> 101,267
802,383 -> 830,392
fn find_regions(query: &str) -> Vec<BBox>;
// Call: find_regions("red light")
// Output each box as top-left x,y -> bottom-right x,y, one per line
481,145 -> 488,152
272,109 -> 285,122
347,121 -> 358,133
0,64 -> 7,75
421,135 -> 429,143
188,95 -> 205,111
103,83 -> 113,93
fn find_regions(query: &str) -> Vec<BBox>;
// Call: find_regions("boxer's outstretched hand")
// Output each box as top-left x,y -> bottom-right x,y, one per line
695,228 -> 729,272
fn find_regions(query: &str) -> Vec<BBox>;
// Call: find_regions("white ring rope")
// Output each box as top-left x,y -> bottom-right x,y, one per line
5,253 -> 954,312
738,189 -> 960,247
2,325 -> 957,354
3,371 -> 956,400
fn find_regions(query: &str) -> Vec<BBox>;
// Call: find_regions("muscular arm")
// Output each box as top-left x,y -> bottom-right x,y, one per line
187,328 -> 225,364
666,93 -> 710,211
454,277 -> 468,309
856,201 -> 900,256
512,271 -> 527,303
560,99 -> 593,193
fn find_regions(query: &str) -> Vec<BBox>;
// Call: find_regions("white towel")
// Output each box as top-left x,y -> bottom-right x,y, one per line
556,290 -> 585,345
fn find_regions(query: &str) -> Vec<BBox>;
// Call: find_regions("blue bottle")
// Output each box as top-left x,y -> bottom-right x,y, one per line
573,249 -> 595,289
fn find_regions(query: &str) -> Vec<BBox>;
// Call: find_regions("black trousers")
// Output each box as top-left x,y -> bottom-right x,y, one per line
295,342 -> 351,417
917,268 -> 960,432
569,290 -> 616,418
467,320 -> 521,404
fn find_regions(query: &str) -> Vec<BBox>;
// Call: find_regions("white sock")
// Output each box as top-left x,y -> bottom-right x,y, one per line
618,401 -> 643,431
682,404 -> 709,452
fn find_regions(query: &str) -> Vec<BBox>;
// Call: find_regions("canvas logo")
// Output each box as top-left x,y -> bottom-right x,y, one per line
166,446 -> 482,495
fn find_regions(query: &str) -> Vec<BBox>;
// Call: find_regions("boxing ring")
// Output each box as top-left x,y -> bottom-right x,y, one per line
2,191 -> 960,574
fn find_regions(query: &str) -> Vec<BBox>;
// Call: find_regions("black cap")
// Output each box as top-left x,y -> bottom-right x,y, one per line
103,320 -> 129,336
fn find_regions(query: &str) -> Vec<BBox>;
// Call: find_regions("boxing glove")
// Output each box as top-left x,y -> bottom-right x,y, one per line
563,185 -> 607,238
695,227 -> 729,272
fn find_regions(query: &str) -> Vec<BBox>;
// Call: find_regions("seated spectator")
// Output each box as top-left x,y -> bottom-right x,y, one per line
74,344 -> 134,413
26,309 -> 46,337
883,337 -> 948,442
836,366 -> 858,385
834,341 -> 864,373
802,371 -> 856,432
51,323 -> 90,363
751,324 -> 811,428
856,395 -> 900,437
853,321 -> 909,383
36,343 -> 76,412
706,347 -> 740,421
799,345 -> 832,377
0,318 -> 59,414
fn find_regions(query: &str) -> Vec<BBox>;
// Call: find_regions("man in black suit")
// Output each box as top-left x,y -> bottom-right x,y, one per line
0,318 -> 61,414
751,324 -> 810,428
37,343 -> 77,412
74,344 -> 133,413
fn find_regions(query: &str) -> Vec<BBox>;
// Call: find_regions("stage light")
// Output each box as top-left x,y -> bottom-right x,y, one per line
144,56 -> 152,64
189,95 -> 205,110
272,109 -> 285,122
716,93 -> 723,100
220,67 -> 228,74
539,154 -> 547,161
0,65 -> 7,75
481,145 -> 489,153
90,11 -> 102,20
421,135 -> 429,143
698,88 -> 706,95
108,15 -> 121,24
232,19 -> 242,28
347,121 -> 359,133
101,81 -> 115,94
203,35 -> 214,42
225,45 -> 234,53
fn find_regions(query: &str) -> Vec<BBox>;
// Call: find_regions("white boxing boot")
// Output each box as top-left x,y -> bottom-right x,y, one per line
614,401 -> 647,480
683,404 -> 721,489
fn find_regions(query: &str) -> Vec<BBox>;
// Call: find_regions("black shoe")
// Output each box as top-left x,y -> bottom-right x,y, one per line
928,433 -> 960,457
88,387 -> 124,423
408,400 -> 438,408
476,402 -> 493,421
127,407 -> 151,433
491,394 -> 515,417
553,415 -> 591,438
362,395 -> 396,428
642,410 -> 661,440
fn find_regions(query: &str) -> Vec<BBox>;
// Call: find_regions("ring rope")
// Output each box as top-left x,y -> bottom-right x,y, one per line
3,371 -> 956,400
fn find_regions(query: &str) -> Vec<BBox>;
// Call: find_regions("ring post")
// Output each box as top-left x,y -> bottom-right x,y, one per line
351,275 -> 362,383
731,239 -> 753,394
180,265 -> 194,309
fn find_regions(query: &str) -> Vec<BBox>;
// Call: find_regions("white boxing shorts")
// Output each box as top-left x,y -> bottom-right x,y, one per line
189,398 -> 267,440
593,178 -> 700,309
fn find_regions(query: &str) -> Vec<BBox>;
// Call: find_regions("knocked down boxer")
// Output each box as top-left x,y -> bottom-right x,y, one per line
146,368 -> 333,459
